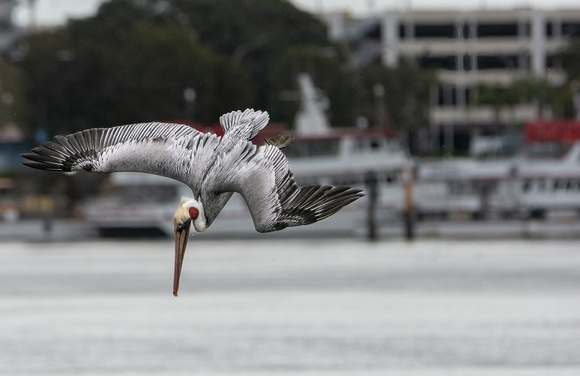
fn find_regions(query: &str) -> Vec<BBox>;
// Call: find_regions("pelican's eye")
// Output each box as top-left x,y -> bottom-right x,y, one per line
176,219 -> 191,232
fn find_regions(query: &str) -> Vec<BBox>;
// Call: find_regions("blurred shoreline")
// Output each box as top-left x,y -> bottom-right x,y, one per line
2,218 -> 580,242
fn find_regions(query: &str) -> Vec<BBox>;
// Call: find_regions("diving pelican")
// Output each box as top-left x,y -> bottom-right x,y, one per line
22,109 -> 363,296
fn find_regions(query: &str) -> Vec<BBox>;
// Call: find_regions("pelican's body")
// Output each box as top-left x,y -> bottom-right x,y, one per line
23,109 -> 363,295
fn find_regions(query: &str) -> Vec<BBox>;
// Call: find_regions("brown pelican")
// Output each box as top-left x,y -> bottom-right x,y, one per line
22,109 -> 363,296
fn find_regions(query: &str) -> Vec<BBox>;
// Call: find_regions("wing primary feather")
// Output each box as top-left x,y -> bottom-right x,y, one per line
21,152 -> 58,164
30,146 -> 65,161
73,132 -> 89,159
53,135 -> 75,155
273,185 -> 363,230
23,161 -> 62,171
40,140 -> 71,158
66,132 -> 83,155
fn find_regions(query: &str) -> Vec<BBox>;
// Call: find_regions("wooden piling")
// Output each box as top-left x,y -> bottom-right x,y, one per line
402,167 -> 415,240
365,171 -> 378,241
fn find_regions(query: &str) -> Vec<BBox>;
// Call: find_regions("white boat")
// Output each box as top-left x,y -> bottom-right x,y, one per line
83,172 -> 189,237
416,141 -> 580,219
501,142 -> 580,218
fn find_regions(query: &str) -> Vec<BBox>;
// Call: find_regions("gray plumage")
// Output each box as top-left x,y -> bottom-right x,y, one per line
22,109 -> 363,233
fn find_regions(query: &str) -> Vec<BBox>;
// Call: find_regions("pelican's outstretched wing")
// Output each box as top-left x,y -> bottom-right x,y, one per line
21,122 -> 220,188
203,142 -> 363,233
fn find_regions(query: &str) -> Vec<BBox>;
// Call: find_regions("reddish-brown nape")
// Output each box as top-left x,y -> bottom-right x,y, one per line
189,207 -> 199,220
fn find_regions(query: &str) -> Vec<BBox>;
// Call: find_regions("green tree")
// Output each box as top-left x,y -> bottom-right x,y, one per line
20,21 -> 253,135
69,0 -> 331,110
19,31 -> 74,135
555,36 -> 580,118
19,0 -> 331,135
559,36 -> 580,83
475,76 -> 571,123
474,85 -> 521,125
360,61 -> 435,132
174,0 -> 329,55
512,77 -> 570,119
476,36 -> 580,122
172,0 -> 330,105
115,22 -> 254,124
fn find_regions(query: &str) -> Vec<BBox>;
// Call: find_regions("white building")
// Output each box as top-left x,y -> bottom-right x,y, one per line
324,8 -> 580,151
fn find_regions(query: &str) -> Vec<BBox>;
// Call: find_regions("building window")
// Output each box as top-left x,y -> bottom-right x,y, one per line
522,179 -> 532,192
537,179 -> 546,191
546,55 -> 561,69
465,86 -> 477,104
518,53 -> 530,70
414,24 -> 455,38
477,55 -> 519,70
463,55 -> 478,71
519,22 -> 531,37
419,55 -> 456,70
399,24 -> 406,38
562,22 -> 580,36
477,23 -> 518,38
438,85 -> 462,106
364,23 -> 381,40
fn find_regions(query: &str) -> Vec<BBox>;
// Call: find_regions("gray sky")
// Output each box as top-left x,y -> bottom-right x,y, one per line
12,0 -> 580,27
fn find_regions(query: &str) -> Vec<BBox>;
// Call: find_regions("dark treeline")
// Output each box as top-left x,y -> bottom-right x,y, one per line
5,1 -> 580,145
7,0 -> 434,138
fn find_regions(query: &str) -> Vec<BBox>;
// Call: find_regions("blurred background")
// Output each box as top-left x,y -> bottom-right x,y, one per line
1,0 -> 580,239
0,1 -> 580,375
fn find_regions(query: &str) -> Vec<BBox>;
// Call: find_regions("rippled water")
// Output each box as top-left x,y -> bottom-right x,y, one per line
0,239 -> 579,375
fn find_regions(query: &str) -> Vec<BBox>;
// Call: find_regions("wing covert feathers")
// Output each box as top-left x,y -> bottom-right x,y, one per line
21,122 -> 204,182
231,144 -> 364,233
219,108 -> 269,141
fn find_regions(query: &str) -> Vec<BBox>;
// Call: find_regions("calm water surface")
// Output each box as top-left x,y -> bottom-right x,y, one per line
0,239 -> 579,375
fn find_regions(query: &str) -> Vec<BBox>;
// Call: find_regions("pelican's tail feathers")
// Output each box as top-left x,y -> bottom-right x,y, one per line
219,108 -> 269,141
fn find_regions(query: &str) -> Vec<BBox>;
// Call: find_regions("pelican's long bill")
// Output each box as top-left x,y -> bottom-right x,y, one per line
173,217 -> 191,297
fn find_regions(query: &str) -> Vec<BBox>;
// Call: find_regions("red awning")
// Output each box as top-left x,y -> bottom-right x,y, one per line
525,120 -> 580,143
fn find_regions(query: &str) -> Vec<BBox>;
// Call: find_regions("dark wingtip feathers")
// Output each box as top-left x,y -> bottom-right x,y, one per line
21,161 -> 61,171
21,134 -> 90,172
309,186 -> 364,222
275,185 -> 364,230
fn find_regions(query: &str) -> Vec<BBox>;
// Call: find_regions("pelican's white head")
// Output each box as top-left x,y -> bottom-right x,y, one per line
172,196 -> 207,297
